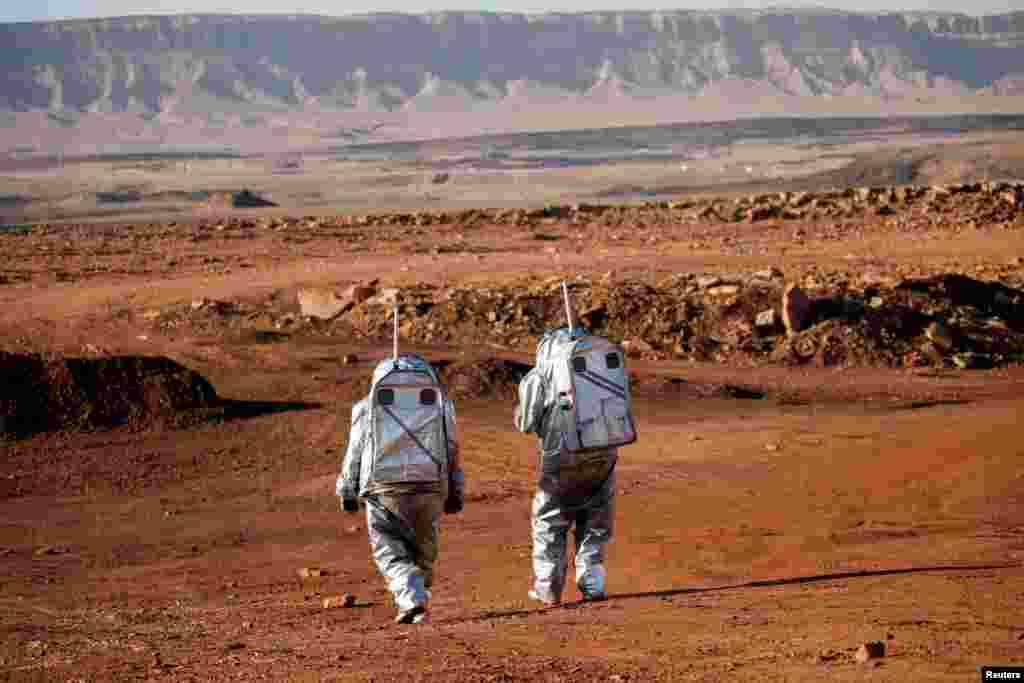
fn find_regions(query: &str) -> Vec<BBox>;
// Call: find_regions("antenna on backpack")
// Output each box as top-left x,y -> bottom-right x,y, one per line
392,304 -> 399,360
561,280 -> 576,338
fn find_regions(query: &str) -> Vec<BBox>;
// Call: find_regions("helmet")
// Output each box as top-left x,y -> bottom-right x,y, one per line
371,353 -> 439,386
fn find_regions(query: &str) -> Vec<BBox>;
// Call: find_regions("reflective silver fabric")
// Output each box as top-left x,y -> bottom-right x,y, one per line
369,371 -> 446,485
337,356 -> 461,502
516,361 -> 617,497
366,493 -> 444,612
531,469 -> 616,602
517,330 -> 618,601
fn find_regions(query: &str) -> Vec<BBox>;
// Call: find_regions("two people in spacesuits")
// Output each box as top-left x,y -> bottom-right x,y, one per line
337,321 -> 629,622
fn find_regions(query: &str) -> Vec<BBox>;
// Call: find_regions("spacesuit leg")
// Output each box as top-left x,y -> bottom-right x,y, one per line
531,489 -> 570,604
366,494 -> 440,612
573,470 -> 616,599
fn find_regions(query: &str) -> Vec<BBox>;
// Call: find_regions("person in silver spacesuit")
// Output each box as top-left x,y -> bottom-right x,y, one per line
514,326 -> 617,606
337,353 -> 464,624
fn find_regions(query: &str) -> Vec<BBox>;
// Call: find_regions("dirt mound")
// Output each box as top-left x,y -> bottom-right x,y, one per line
0,353 -> 218,438
346,358 -> 532,401
436,358 -> 532,400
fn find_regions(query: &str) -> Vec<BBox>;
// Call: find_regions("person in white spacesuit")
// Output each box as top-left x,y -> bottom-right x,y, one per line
514,324 -> 621,606
337,353 -> 464,624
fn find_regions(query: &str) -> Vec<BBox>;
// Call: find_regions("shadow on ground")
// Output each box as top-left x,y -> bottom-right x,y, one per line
220,399 -> 323,421
456,563 -> 1021,623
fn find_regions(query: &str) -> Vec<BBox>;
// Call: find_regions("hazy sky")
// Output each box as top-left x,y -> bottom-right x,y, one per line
4,0 -> 1021,23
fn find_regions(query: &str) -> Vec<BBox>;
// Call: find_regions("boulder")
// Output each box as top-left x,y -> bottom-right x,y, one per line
782,285 -> 813,335
855,642 -> 885,664
298,288 -> 351,320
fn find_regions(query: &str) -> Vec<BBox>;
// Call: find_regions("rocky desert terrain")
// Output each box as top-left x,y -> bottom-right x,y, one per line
2,144 -> 1024,682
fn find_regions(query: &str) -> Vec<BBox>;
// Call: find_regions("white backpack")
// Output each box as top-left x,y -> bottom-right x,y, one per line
367,354 -> 450,485
537,327 -> 638,453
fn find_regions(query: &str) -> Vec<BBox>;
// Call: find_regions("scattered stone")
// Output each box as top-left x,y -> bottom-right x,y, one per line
782,285 -> 814,335
707,285 -> 741,298
697,275 -> 722,289
755,309 -> 778,330
297,567 -> 326,579
765,443 -> 780,452
952,352 -> 992,369
925,321 -> 955,350
622,338 -> 654,356
191,298 -> 208,310
323,594 -> 358,609
366,288 -> 400,307
854,642 -> 885,663
753,267 -> 784,280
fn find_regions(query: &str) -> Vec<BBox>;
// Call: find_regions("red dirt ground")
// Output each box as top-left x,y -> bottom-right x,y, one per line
1,198 -> 1023,682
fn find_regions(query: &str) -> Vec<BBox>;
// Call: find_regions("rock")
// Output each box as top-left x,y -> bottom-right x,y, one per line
707,285 -> 740,298
622,338 -> 654,356
191,298 -> 208,310
322,594 -> 357,609
753,267 -> 784,280
782,285 -> 813,335
232,189 -> 277,208
755,309 -> 777,330
297,567 -> 326,579
854,642 -> 885,663
925,321 -> 954,350
346,283 -> 378,305
342,354 -> 359,365
952,352 -> 992,369
431,173 -> 450,184
765,443 -> 780,452
697,275 -> 722,289
366,288 -> 400,307
297,288 -> 351,320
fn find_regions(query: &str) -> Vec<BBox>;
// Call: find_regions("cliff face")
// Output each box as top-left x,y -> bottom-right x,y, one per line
1,10 -> 1024,114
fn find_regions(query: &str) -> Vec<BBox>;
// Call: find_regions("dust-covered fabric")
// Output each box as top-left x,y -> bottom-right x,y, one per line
336,354 -> 462,503
516,326 -> 618,601
531,469 -> 616,602
366,492 -> 445,611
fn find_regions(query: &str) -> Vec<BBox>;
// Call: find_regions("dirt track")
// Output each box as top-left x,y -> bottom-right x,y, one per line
1,188 -> 1023,681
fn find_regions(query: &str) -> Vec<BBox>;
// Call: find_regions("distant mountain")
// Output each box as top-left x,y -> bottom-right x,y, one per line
2,10 -> 1023,115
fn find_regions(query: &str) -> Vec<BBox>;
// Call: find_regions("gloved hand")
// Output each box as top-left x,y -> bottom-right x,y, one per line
444,495 -> 463,515
341,497 -> 359,513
